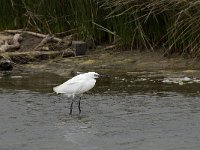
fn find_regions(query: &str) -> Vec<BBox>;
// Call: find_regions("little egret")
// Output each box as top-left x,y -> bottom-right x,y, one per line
53,72 -> 105,115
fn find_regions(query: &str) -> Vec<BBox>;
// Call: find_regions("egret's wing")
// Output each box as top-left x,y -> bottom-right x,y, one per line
53,80 -> 84,94
77,79 -> 96,94
53,72 -> 96,96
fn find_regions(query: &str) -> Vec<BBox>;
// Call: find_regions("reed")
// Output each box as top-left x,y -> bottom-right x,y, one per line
0,0 -> 200,57
101,0 -> 200,55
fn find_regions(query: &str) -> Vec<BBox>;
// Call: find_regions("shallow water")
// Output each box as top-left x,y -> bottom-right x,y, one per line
1,71 -> 200,150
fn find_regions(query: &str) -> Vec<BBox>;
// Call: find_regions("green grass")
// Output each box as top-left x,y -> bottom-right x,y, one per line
0,0 -> 200,57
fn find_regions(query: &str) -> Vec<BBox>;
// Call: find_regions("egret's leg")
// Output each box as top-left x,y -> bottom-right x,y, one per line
78,97 -> 81,114
69,100 -> 73,115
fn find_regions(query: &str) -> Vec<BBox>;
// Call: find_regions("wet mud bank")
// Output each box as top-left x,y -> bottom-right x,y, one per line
14,49 -> 200,81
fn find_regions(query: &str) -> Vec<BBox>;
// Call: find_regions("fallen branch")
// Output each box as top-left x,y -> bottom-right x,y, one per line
4,49 -> 75,64
34,34 -> 54,50
5,30 -> 62,43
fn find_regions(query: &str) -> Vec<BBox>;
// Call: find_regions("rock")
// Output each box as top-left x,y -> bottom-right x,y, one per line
0,41 -> 9,52
0,58 -> 13,71
72,41 -> 87,56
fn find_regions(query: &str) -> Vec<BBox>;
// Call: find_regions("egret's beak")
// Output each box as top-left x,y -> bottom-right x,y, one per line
98,74 -> 110,78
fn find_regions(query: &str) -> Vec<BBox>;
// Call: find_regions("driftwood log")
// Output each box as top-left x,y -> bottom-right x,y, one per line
34,34 -> 55,50
0,30 -> 92,63
7,49 -> 75,64
4,30 -> 72,51
5,30 -> 62,43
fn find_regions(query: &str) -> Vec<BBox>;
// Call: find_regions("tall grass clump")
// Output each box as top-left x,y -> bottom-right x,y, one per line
0,0 -> 113,42
0,0 -> 20,29
100,0 -> 200,56
1,0 -> 200,57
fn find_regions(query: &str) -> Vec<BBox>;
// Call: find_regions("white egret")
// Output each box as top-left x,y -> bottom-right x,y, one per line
53,72 -> 105,115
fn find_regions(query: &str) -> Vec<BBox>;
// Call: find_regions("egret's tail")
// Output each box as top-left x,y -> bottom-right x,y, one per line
53,86 -> 74,98
53,86 -> 59,94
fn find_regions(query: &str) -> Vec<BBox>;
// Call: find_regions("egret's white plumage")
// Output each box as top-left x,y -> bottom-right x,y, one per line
53,72 -> 101,114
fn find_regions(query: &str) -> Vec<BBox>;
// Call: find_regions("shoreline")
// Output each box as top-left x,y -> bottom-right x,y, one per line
14,50 -> 200,78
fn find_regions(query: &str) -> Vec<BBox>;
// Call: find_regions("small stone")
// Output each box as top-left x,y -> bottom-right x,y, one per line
0,58 -> 13,71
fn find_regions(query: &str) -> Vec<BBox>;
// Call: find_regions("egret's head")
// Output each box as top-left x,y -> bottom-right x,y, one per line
87,72 -> 100,79
87,72 -> 109,79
